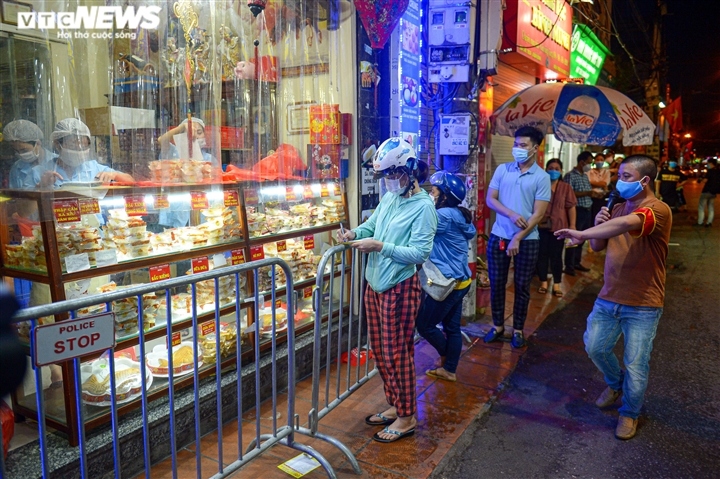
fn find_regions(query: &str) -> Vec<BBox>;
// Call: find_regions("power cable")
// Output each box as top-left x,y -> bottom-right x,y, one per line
502,2 -> 568,50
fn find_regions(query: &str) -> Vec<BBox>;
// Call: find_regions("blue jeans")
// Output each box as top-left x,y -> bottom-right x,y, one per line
415,286 -> 470,374
584,298 -> 663,419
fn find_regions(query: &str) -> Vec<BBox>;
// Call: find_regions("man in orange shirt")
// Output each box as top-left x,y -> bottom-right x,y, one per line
555,155 -> 671,441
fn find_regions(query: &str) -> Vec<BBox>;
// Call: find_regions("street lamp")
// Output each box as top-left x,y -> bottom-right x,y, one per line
658,101 -> 666,108
684,133 -> 692,139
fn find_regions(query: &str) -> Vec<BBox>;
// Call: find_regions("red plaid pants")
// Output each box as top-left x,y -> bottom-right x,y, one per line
365,274 -> 421,417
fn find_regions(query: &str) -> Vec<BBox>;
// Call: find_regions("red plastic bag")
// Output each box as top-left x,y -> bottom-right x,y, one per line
340,347 -> 374,366
1,399 -> 14,458
252,144 -> 307,180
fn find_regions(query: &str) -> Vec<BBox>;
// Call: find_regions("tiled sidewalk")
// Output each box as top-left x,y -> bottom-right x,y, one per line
139,248 -> 604,479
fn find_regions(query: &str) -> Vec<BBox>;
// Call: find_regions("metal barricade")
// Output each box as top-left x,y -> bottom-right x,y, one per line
0,257 -> 336,479
294,244 -> 378,478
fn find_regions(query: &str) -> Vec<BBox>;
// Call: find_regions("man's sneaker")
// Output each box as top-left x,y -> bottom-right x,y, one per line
615,416 -> 638,440
511,331 -> 526,348
595,386 -> 622,408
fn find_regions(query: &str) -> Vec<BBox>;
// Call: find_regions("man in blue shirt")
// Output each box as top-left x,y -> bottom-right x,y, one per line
484,126 -> 551,348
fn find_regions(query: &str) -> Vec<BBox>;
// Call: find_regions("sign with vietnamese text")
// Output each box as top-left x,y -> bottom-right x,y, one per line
243,188 -> 259,206
78,198 -> 100,215
250,245 -> 264,261
224,190 -> 239,207
53,199 -> 81,223
154,194 -> 170,209
569,24 -> 609,86
190,191 -> 209,210
191,256 -> 209,274
149,264 -> 171,282
124,195 -> 147,216
231,249 -> 245,265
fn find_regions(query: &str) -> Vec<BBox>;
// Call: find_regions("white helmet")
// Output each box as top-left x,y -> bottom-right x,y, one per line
372,137 -> 418,179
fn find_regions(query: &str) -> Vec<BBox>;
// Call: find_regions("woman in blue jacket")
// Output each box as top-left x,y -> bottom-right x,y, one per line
417,171 -> 476,382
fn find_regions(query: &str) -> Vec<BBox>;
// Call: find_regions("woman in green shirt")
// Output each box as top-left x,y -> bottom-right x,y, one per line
339,138 -> 437,443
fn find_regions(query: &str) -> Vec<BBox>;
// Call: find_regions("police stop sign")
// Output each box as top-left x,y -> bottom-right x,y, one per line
34,312 -> 116,366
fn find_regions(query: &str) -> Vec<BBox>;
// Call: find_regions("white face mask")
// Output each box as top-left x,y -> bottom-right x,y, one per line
583,163 -> 592,173
17,149 -> 39,163
384,177 -> 404,195
60,147 -> 91,168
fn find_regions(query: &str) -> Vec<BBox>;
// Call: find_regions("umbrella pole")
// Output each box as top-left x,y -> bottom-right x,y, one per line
558,141 -> 564,161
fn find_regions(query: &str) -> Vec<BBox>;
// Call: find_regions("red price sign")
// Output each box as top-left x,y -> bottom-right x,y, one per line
201,321 -> 215,336
167,331 -> 181,348
275,299 -> 283,309
250,245 -> 265,261
191,256 -> 209,274
231,248 -> 245,265
303,286 -> 313,299
276,240 -> 287,252
154,194 -> 170,209
124,195 -> 147,216
303,185 -> 314,200
191,191 -> 209,210
244,188 -> 259,206
53,199 -> 81,223
224,190 -> 240,207
320,184 -> 330,197
78,198 -> 99,215
303,235 -> 315,250
149,264 -> 171,282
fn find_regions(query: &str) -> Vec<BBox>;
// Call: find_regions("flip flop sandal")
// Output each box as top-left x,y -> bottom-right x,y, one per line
538,287 -> 548,294
552,289 -> 563,297
425,368 -> 457,382
364,413 -> 396,426
372,427 -> 416,443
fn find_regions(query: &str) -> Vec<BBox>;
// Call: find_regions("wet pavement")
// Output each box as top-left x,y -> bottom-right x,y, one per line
139,183 -> 719,478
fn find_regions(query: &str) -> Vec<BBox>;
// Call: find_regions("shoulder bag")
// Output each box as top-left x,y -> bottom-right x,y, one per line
418,259 -> 458,302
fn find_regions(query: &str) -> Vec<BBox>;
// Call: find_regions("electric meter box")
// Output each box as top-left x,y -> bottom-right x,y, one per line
428,64 -> 470,83
438,113 -> 472,155
429,6 -> 471,46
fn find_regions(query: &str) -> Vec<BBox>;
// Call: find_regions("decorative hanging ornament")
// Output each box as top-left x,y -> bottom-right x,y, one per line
247,0 -> 267,17
354,0 -> 409,50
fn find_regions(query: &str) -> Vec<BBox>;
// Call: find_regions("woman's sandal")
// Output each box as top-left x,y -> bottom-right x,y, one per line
365,413 -> 397,426
538,287 -> 548,294
552,289 -> 563,297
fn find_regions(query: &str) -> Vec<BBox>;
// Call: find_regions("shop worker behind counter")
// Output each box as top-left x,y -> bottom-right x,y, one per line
2,119 -> 56,189
338,137 -> 437,444
484,125 -> 551,349
555,155 -> 672,441
34,118 -> 134,188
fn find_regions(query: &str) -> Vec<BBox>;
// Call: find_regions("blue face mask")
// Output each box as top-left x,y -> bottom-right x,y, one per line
547,170 -> 562,181
512,147 -> 531,163
616,177 -> 647,199
668,161 -> 677,168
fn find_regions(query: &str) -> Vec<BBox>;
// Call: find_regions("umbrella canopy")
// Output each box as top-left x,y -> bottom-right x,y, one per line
492,83 -> 655,146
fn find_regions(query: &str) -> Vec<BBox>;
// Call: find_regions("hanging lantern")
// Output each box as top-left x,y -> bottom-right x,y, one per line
248,0 -> 267,17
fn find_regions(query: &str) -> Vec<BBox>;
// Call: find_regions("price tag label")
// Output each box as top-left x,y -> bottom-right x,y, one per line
65,279 -> 92,300
124,195 -> 147,216
191,256 -> 209,274
154,194 -> 170,209
53,199 -> 81,223
243,188 -> 259,206
285,186 -> 297,202
303,286 -> 313,299
213,253 -> 227,267
276,240 -> 287,253
304,185 -> 314,200
320,184 -> 330,197
201,321 -> 216,336
224,190 -> 240,207
149,264 -> 171,282
65,253 -> 91,273
94,249 -> 118,268
78,198 -> 100,215
167,331 -> 182,348
275,299 -> 283,309
231,249 -> 245,265
250,245 -> 264,261
303,235 -> 315,250
191,191 -> 209,210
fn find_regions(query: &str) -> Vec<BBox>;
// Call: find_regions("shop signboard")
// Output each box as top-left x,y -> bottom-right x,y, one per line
389,0 -> 421,148
502,0 -> 573,77
569,24 -> 610,85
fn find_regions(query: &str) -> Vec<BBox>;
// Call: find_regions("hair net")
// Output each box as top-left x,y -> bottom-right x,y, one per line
51,118 -> 91,142
3,120 -> 44,143
180,117 -> 205,129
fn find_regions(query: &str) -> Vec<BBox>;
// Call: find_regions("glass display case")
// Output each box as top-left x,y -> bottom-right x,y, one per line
0,178 -> 350,439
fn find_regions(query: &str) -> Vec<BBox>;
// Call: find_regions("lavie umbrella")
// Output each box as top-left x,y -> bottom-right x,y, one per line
491,83 -> 655,146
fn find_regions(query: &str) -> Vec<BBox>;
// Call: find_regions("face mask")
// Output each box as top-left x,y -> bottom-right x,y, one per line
384,177 -> 404,195
583,164 -> 592,173
197,138 -> 207,148
595,162 -> 605,169
512,147 -> 532,163
548,170 -> 562,181
17,149 -> 38,163
669,162 -> 677,168
616,177 -> 647,199
60,147 -> 91,168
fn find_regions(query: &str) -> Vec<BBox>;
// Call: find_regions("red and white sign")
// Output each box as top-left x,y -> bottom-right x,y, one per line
53,199 -> 81,223
224,190 -> 240,207
303,235 -> 315,250
191,191 -> 209,210
243,188 -> 259,206
231,248 -> 245,265
250,245 -> 264,261
34,312 -> 116,366
154,194 -> 170,209
149,264 -> 171,282
124,195 -> 147,216
78,198 -> 100,215
191,256 -> 209,274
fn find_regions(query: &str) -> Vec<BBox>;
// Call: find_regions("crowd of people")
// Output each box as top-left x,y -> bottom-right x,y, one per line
345,127 -> 717,445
